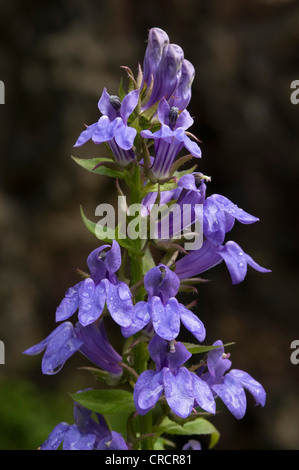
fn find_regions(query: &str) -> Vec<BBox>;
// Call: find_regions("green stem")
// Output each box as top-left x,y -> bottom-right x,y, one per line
128,163 -> 143,293
127,163 -> 154,449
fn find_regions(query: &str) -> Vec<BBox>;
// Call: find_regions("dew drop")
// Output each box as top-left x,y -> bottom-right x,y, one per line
118,284 -> 131,301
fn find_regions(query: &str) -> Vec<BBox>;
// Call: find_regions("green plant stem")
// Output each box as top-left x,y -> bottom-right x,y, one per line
127,162 -> 154,449
128,163 -> 143,293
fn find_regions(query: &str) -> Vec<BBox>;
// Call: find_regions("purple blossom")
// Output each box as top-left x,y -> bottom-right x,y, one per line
182,440 -> 202,450
168,59 -> 195,111
142,42 -> 184,111
175,239 -> 271,284
55,241 -> 133,327
142,27 -> 170,87
141,99 -> 201,180
23,319 -> 122,376
134,335 -> 216,418
121,265 -> 206,342
198,341 -> 266,420
40,393 -> 128,450
74,87 -> 139,165
203,194 -> 259,246
141,173 -> 206,241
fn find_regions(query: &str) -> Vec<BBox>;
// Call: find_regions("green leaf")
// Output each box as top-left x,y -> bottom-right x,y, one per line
80,206 -> 140,253
155,416 -> 220,449
70,389 -> 136,415
72,156 -> 125,179
80,205 -> 98,236
182,342 -> 235,355
142,247 -> 156,275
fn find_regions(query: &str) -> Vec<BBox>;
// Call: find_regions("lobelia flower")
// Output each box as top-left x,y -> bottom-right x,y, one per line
74,87 -> 139,166
203,193 -> 260,246
55,241 -> 133,327
198,340 -> 266,420
168,59 -> 195,111
142,27 -> 170,87
141,98 -> 202,180
23,319 -> 123,376
134,334 -> 216,418
182,440 -> 202,450
142,42 -> 184,111
142,172 -> 206,240
175,239 -> 271,285
40,392 -> 128,450
121,264 -> 206,342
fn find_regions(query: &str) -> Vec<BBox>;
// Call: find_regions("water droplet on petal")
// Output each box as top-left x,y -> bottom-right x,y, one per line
118,284 -> 131,301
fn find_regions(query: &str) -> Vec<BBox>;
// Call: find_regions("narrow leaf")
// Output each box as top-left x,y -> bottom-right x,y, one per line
70,389 -> 136,415
154,416 -> 220,449
182,342 -> 235,355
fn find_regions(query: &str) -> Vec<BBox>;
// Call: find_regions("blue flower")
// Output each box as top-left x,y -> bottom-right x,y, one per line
55,241 -> 133,327
74,88 -> 139,165
198,341 -> 266,420
121,264 -> 206,342
134,335 -> 216,419
141,99 -> 201,180
23,319 -> 123,376
203,193 -> 259,246
142,27 -> 170,88
175,239 -> 271,285
40,393 -> 128,450
142,41 -> 184,111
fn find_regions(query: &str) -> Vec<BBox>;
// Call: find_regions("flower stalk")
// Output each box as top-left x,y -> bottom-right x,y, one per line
23,27 -> 270,452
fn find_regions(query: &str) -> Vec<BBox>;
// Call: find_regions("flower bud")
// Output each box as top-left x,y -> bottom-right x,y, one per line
143,27 -> 169,86
169,59 -> 195,110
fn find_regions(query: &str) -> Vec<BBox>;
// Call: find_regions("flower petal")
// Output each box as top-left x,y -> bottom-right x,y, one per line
182,133 -> 202,158
102,280 -> 133,327
41,322 -> 83,375
218,241 -> 271,285
97,431 -> 128,450
97,87 -> 117,120
55,282 -> 82,323
229,369 -> 266,408
167,341 -> 192,371
212,373 -> 247,420
192,374 -> 216,414
179,304 -> 206,342
40,422 -> 70,450
144,264 -> 180,303
114,119 -> 137,150
212,194 -> 259,225
78,278 -> 105,326
62,424 -> 96,450
203,197 -> 228,246
151,297 -> 181,341
175,240 -> 223,280
121,301 -> 150,338
120,89 -> 139,123
73,122 -> 98,147
176,109 -> 194,130
92,115 -> 118,144
134,370 -> 164,415
163,368 -> 194,418
206,340 -> 231,382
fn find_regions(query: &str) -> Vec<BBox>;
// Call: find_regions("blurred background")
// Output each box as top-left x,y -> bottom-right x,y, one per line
0,0 -> 298,450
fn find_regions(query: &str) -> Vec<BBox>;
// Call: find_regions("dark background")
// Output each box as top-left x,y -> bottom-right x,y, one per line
0,0 -> 298,450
